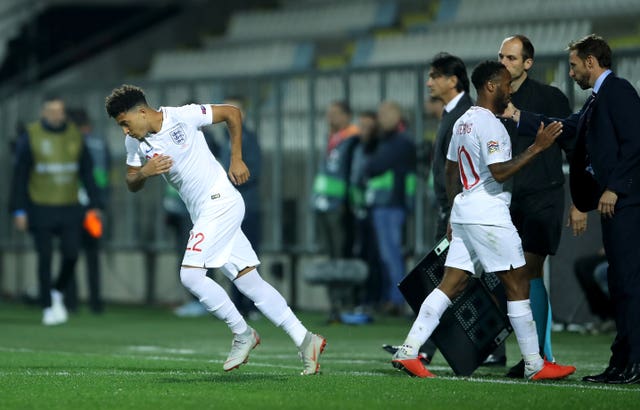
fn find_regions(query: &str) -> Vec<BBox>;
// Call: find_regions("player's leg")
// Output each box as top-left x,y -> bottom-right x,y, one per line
465,223 -> 574,380
497,265 -> 575,380
391,224 -> 473,378
229,264 -> 326,375
524,252 -> 552,358
391,266 -> 468,377
179,265 -> 257,371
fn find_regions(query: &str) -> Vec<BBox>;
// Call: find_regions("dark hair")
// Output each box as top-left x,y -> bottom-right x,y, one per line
42,93 -> 63,104
331,100 -> 352,117
510,34 -> 535,60
430,52 -> 470,93
567,34 -> 612,69
105,84 -> 148,118
471,60 -> 507,92
67,108 -> 90,126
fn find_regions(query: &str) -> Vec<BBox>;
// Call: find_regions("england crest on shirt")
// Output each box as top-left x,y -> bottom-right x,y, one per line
169,126 -> 186,145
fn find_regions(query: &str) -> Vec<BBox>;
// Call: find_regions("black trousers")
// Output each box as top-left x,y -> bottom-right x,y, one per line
64,230 -> 103,313
602,205 -> 640,366
29,205 -> 83,308
574,253 -> 612,321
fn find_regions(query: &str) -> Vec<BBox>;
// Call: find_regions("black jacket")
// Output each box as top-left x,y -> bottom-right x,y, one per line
506,77 -> 572,197
432,92 -> 473,210
519,73 -> 640,211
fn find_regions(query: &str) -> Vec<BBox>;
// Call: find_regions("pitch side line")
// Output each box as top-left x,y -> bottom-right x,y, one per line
0,346 -> 636,392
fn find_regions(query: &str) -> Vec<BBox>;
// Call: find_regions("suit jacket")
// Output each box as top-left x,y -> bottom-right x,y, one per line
432,92 -> 473,210
519,73 -> 640,211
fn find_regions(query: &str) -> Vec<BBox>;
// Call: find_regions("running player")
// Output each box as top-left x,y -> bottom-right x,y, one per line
105,85 -> 325,375
390,61 -> 575,380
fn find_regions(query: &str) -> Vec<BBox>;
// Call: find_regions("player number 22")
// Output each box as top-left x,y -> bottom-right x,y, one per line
186,231 -> 205,252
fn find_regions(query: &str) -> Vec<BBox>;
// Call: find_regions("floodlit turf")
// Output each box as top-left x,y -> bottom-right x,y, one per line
0,303 -> 638,410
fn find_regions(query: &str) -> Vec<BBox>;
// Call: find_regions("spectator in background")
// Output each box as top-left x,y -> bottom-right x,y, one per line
312,100 -> 360,322
574,249 -> 614,333
65,108 -> 112,314
366,101 -> 416,316
218,95 -> 262,320
10,95 -> 103,325
349,111 -> 382,316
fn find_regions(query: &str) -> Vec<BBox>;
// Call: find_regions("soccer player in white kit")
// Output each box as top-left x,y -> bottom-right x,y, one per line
105,85 -> 326,375
391,61 -> 576,380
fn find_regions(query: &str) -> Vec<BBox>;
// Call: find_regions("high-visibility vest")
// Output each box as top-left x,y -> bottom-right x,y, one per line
312,136 -> 358,212
27,121 -> 83,206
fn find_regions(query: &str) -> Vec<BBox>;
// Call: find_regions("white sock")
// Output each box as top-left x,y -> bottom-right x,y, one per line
507,299 -> 543,370
234,269 -> 308,347
180,267 -> 247,335
404,288 -> 451,355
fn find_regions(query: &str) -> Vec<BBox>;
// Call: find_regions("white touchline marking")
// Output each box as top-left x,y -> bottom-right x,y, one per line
0,346 -> 637,392
127,345 -> 196,354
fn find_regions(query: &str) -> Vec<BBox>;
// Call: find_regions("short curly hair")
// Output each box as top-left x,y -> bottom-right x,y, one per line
105,84 -> 148,118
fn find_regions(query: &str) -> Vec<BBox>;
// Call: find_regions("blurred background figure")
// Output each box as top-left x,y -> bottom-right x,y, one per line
64,108 -> 112,314
218,95 -> 262,321
574,249 -> 614,334
312,100 -> 360,323
366,100 -> 416,316
10,95 -> 103,325
345,110 -> 382,322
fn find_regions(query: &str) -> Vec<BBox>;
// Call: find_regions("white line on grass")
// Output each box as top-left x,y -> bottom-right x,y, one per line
1,346 -> 637,392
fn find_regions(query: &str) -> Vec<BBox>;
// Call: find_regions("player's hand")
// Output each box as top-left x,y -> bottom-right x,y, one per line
532,121 -> 562,151
228,157 -> 250,185
566,204 -> 588,236
598,189 -> 617,218
14,214 -> 28,231
142,154 -> 173,176
446,221 -> 452,242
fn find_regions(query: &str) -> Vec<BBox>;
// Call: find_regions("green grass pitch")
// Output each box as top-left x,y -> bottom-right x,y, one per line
0,303 -> 638,409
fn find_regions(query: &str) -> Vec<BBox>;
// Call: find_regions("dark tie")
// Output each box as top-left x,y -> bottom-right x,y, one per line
582,91 -> 597,128
580,91 -> 597,174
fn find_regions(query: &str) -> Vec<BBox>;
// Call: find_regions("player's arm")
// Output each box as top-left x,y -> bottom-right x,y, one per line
444,159 -> 462,208
211,104 -> 249,185
489,122 -> 563,182
125,155 -> 173,192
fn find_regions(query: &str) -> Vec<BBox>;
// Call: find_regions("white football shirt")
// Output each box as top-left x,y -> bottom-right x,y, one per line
125,104 -> 233,220
446,106 -> 512,225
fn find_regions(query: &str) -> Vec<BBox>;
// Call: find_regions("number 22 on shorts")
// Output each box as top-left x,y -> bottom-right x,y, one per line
186,231 -> 205,252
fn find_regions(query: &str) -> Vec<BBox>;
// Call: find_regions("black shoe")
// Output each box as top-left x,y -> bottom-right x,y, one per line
583,365 -> 624,383
382,344 -> 431,365
505,359 -> 525,378
608,363 -> 640,384
481,354 -> 506,367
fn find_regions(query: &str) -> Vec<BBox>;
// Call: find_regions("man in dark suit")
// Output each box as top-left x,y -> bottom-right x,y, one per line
429,53 -> 473,240
508,34 -> 640,384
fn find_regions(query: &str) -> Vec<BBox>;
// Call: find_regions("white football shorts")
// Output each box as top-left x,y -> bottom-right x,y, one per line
182,188 -> 260,279
445,222 -> 525,273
